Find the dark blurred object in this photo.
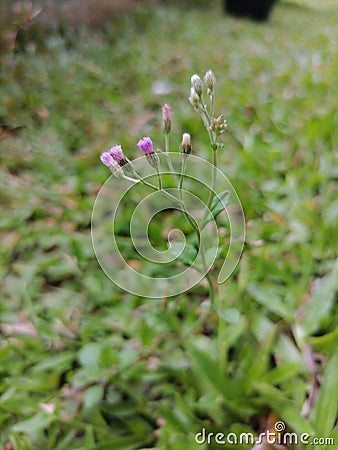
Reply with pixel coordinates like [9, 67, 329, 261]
[0, 0, 141, 55]
[0, 1, 43, 54]
[224, 0, 277, 21]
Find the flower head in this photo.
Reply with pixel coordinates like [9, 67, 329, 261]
[137, 136, 159, 168]
[189, 87, 201, 111]
[180, 133, 192, 155]
[161, 104, 172, 134]
[162, 104, 172, 123]
[109, 145, 127, 165]
[190, 74, 203, 96]
[137, 137, 155, 155]
[100, 151, 124, 177]
[100, 152, 118, 170]
[204, 70, 216, 95]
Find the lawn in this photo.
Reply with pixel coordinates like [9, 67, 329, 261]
[0, 1, 337, 449]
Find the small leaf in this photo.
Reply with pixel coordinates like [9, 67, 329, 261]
[310, 350, 338, 437]
[83, 385, 104, 410]
[210, 190, 230, 219]
[12, 411, 54, 434]
[247, 283, 292, 320]
[300, 262, 338, 336]
[170, 242, 197, 267]
[261, 363, 303, 385]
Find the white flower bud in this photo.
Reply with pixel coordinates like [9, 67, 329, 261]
[204, 70, 216, 94]
[190, 74, 203, 96]
[180, 133, 192, 154]
[189, 87, 200, 111]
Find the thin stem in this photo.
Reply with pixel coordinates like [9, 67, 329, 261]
[131, 168, 180, 205]
[210, 92, 215, 119]
[179, 155, 215, 305]
[165, 132, 180, 186]
[205, 272, 215, 304]
[179, 156, 199, 233]
[202, 147, 218, 225]
[164, 133, 169, 153]
[198, 103, 219, 223]
[179, 156, 186, 192]
[156, 165, 162, 190]
[122, 175, 140, 183]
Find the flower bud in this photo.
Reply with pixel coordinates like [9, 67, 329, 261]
[190, 74, 203, 96]
[101, 152, 116, 169]
[204, 70, 216, 95]
[161, 104, 172, 134]
[100, 152, 124, 177]
[137, 136, 159, 168]
[189, 87, 200, 111]
[209, 114, 228, 136]
[180, 133, 192, 155]
[109, 145, 128, 166]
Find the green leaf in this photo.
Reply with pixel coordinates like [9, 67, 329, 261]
[85, 425, 96, 448]
[78, 343, 102, 367]
[308, 329, 338, 353]
[251, 381, 288, 404]
[170, 242, 198, 267]
[83, 385, 104, 410]
[185, 343, 254, 417]
[247, 283, 292, 320]
[310, 350, 338, 437]
[210, 190, 230, 219]
[32, 352, 74, 372]
[261, 363, 303, 385]
[300, 262, 338, 336]
[278, 404, 315, 435]
[12, 411, 54, 435]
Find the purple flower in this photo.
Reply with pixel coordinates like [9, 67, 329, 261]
[161, 104, 172, 134]
[100, 152, 118, 170]
[162, 104, 172, 122]
[109, 145, 127, 165]
[137, 137, 155, 156]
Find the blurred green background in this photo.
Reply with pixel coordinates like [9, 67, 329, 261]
[0, 1, 337, 449]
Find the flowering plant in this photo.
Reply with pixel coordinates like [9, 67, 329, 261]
[96, 70, 245, 331]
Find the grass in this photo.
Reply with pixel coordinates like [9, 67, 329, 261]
[0, 1, 337, 449]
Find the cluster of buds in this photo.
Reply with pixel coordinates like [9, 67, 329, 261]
[209, 114, 228, 136]
[100, 104, 173, 176]
[100, 136, 162, 176]
[100, 68, 225, 178]
[100, 145, 128, 177]
[189, 70, 216, 111]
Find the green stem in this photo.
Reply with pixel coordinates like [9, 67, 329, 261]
[198, 103, 218, 225]
[156, 166, 162, 190]
[217, 312, 226, 374]
[164, 133, 169, 153]
[165, 132, 180, 186]
[131, 168, 179, 205]
[179, 156, 198, 233]
[179, 156, 215, 305]
[202, 146, 218, 226]
[210, 92, 215, 119]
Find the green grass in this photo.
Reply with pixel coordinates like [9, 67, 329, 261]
[0, 1, 337, 449]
